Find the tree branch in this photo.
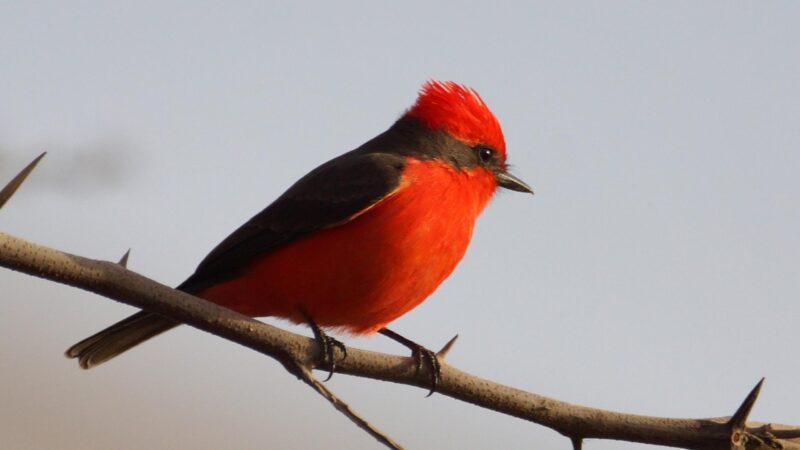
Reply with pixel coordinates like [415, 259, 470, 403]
[3, 154, 799, 449]
[2, 232, 800, 449]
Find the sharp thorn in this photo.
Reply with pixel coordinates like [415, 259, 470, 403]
[0, 152, 46, 210]
[436, 334, 459, 359]
[571, 437, 583, 450]
[729, 377, 765, 429]
[117, 249, 131, 267]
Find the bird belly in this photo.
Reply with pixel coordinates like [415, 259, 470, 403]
[198, 158, 496, 334]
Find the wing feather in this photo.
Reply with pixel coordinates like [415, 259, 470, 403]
[178, 151, 406, 293]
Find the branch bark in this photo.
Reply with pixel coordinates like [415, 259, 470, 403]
[2, 231, 799, 449]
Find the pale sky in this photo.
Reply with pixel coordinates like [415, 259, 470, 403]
[1, 2, 799, 449]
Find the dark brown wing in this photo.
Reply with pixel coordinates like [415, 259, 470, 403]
[178, 150, 407, 294]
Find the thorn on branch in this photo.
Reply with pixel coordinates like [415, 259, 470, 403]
[728, 378, 765, 449]
[117, 249, 131, 267]
[570, 436, 583, 450]
[437, 334, 459, 360]
[730, 378, 765, 429]
[0, 152, 46, 210]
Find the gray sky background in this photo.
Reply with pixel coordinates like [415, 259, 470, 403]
[1, 2, 798, 449]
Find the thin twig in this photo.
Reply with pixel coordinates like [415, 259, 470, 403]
[297, 365, 404, 450]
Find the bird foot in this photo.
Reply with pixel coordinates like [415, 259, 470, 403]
[379, 328, 441, 396]
[305, 315, 347, 381]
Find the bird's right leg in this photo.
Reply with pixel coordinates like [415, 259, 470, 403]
[379, 328, 441, 396]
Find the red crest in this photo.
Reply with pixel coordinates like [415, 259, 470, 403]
[405, 81, 506, 156]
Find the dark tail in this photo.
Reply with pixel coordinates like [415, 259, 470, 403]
[65, 311, 179, 369]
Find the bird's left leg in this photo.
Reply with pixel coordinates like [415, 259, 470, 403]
[303, 313, 347, 381]
[379, 328, 441, 396]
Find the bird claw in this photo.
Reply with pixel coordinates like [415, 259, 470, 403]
[305, 314, 347, 381]
[379, 328, 441, 396]
[320, 334, 347, 381]
[411, 345, 440, 397]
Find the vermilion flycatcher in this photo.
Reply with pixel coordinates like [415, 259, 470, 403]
[67, 81, 532, 389]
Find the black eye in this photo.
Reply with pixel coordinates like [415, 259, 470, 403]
[476, 146, 495, 164]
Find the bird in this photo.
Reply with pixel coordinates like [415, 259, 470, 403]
[66, 80, 532, 392]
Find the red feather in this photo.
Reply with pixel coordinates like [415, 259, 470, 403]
[405, 81, 506, 158]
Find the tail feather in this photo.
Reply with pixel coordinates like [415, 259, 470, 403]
[66, 311, 179, 369]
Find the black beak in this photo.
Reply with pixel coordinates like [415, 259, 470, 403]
[496, 171, 534, 194]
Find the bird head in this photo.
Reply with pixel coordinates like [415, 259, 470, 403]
[404, 81, 532, 194]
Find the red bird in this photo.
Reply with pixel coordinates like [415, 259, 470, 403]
[67, 81, 532, 390]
